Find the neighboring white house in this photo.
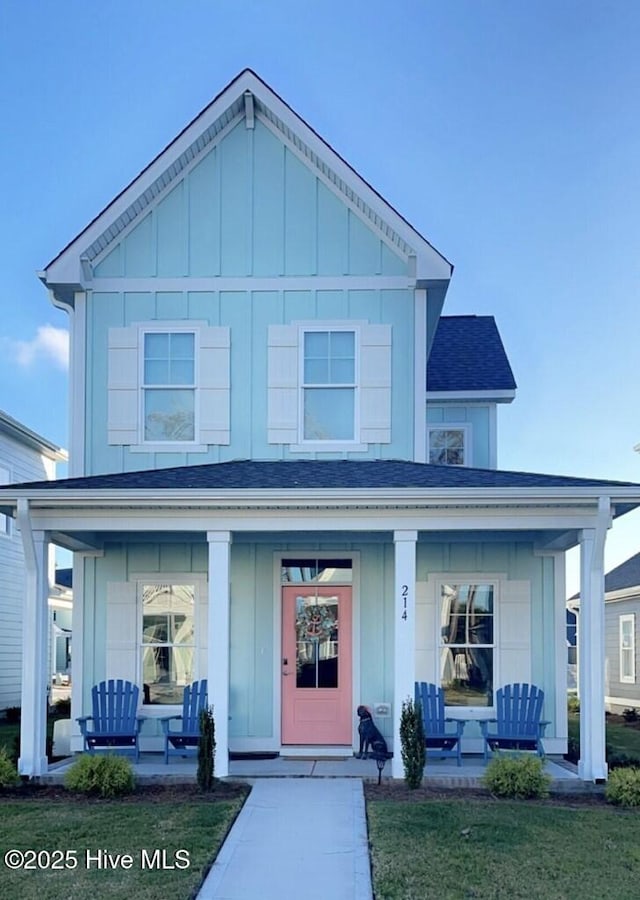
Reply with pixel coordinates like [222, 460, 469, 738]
[0, 411, 66, 712]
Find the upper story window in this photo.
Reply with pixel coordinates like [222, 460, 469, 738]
[302, 330, 356, 441]
[142, 331, 196, 442]
[620, 614, 636, 684]
[108, 322, 230, 451]
[267, 321, 391, 451]
[440, 582, 494, 708]
[427, 426, 469, 466]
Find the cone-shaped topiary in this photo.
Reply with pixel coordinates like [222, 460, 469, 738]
[197, 706, 216, 791]
[400, 696, 426, 788]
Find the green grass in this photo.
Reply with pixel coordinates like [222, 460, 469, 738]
[568, 712, 640, 758]
[0, 793, 245, 899]
[367, 798, 640, 900]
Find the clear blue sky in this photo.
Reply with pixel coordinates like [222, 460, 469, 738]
[1, 0, 638, 592]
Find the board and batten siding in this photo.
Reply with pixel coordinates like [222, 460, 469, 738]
[426, 404, 493, 468]
[89, 288, 415, 473]
[92, 119, 408, 281]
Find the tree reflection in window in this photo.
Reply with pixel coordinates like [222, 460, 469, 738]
[440, 583, 494, 707]
[141, 583, 195, 705]
[294, 595, 339, 689]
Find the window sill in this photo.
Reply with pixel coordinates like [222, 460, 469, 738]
[290, 442, 368, 453]
[129, 444, 208, 454]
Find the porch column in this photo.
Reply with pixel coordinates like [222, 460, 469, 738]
[207, 531, 232, 778]
[578, 498, 610, 781]
[17, 500, 50, 776]
[392, 530, 417, 778]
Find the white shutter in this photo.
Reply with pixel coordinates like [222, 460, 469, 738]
[498, 580, 531, 687]
[267, 325, 299, 444]
[415, 579, 438, 684]
[360, 324, 391, 443]
[106, 581, 138, 683]
[107, 326, 139, 445]
[200, 326, 230, 445]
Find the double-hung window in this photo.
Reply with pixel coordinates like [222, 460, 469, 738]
[428, 427, 468, 465]
[302, 330, 356, 442]
[142, 331, 196, 442]
[620, 614, 636, 684]
[141, 583, 196, 705]
[439, 582, 494, 707]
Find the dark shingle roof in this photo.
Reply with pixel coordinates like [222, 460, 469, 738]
[427, 316, 517, 392]
[604, 552, 640, 594]
[55, 568, 72, 589]
[6, 459, 638, 492]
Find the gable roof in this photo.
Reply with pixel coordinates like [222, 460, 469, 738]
[426, 316, 516, 396]
[604, 552, 640, 594]
[0, 409, 67, 461]
[41, 69, 453, 305]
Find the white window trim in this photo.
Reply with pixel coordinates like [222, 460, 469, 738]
[437, 577, 498, 714]
[427, 423, 472, 467]
[136, 576, 202, 714]
[620, 613, 636, 684]
[138, 324, 200, 448]
[297, 324, 362, 447]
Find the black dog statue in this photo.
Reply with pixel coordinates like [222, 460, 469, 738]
[356, 705, 389, 759]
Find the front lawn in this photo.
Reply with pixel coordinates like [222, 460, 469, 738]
[568, 712, 640, 759]
[367, 795, 640, 900]
[0, 785, 246, 899]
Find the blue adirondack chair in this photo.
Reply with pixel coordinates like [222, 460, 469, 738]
[480, 682, 549, 760]
[77, 679, 144, 761]
[160, 679, 208, 763]
[415, 682, 467, 766]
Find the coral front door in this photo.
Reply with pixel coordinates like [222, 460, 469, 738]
[281, 585, 352, 745]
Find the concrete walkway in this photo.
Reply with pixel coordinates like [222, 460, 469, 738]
[196, 778, 373, 900]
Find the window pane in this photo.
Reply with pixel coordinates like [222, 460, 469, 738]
[145, 332, 169, 358]
[440, 647, 493, 706]
[330, 331, 354, 357]
[331, 358, 355, 384]
[144, 389, 195, 441]
[304, 331, 329, 358]
[170, 332, 194, 358]
[429, 429, 465, 466]
[304, 358, 329, 384]
[141, 584, 195, 705]
[144, 359, 169, 384]
[440, 584, 494, 707]
[304, 388, 354, 440]
[281, 559, 352, 583]
[295, 597, 339, 689]
[169, 359, 195, 385]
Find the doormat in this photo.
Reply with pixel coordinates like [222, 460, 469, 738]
[229, 752, 280, 760]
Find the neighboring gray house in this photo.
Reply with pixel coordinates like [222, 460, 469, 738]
[0, 411, 66, 712]
[569, 552, 640, 714]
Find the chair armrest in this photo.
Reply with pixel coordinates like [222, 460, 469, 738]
[76, 716, 92, 724]
[160, 715, 182, 734]
[479, 719, 497, 736]
[445, 717, 467, 735]
[539, 720, 551, 736]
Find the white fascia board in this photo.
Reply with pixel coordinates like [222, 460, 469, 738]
[426, 390, 516, 403]
[604, 588, 640, 604]
[2, 484, 640, 506]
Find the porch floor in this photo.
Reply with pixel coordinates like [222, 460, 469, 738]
[42, 752, 593, 792]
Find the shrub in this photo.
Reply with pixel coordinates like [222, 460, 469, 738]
[606, 767, 640, 807]
[622, 707, 639, 723]
[483, 753, 551, 799]
[565, 735, 580, 764]
[608, 752, 640, 770]
[65, 754, 135, 798]
[0, 747, 20, 788]
[53, 698, 71, 717]
[4, 706, 21, 724]
[567, 695, 580, 714]
[197, 706, 216, 791]
[399, 697, 425, 789]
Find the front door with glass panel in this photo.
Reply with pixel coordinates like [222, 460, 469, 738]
[281, 585, 352, 744]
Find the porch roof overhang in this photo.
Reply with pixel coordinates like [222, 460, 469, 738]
[1, 460, 639, 554]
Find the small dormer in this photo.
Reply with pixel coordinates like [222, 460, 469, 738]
[426, 315, 516, 469]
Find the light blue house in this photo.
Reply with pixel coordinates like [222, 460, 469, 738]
[3, 70, 640, 780]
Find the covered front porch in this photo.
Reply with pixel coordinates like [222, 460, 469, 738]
[3, 459, 640, 784]
[41, 750, 587, 792]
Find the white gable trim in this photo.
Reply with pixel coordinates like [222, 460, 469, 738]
[43, 70, 452, 294]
